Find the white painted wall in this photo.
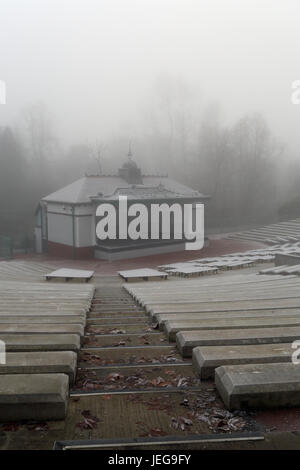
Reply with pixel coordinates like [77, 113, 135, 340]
[47, 212, 73, 245]
[76, 216, 93, 247]
[46, 202, 94, 247]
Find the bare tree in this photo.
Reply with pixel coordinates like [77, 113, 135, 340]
[22, 102, 57, 185]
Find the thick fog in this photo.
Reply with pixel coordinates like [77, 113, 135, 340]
[1, 0, 300, 240]
[1, 0, 299, 148]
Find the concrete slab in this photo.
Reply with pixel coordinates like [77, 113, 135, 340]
[45, 268, 94, 282]
[118, 268, 168, 282]
[0, 334, 81, 352]
[215, 363, 300, 410]
[168, 266, 219, 277]
[0, 351, 77, 384]
[0, 324, 84, 336]
[192, 343, 293, 379]
[0, 308, 87, 314]
[0, 315, 86, 325]
[0, 373, 69, 421]
[155, 309, 300, 326]
[165, 316, 300, 341]
[143, 289, 300, 304]
[176, 326, 300, 357]
[148, 298, 300, 316]
[0, 303, 90, 310]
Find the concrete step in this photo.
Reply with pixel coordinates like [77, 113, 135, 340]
[176, 326, 300, 357]
[90, 310, 145, 316]
[144, 290, 300, 306]
[0, 315, 86, 325]
[148, 298, 300, 317]
[85, 324, 153, 334]
[155, 309, 300, 327]
[0, 373, 69, 421]
[0, 308, 87, 314]
[88, 311, 145, 317]
[215, 363, 300, 410]
[0, 324, 84, 336]
[86, 318, 148, 326]
[87, 313, 147, 321]
[192, 343, 293, 379]
[165, 316, 300, 341]
[0, 351, 77, 383]
[0, 334, 81, 352]
[84, 333, 167, 348]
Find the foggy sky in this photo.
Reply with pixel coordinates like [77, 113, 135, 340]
[1, 0, 300, 156]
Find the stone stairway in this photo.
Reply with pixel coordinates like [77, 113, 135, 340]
[49, 278, 258, 449]
[73, 280, 198, 393]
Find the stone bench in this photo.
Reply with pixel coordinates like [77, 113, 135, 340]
[0, 351, 77, 384]
[0, 334, 81, 352]
[165, 316, 300, 341]
[0, 315, 86, 325]
[0, 308, 87, 314]
[0, 324, 84, 336]
[155, 309, 300, 327]
[215, 363, 300, 410]
[176, 326, 300, 357]
[45, 268, 94, 282]
[0, 373, 69, 421]
[119, 268, 168, 282]
[192, 343, 292, 379]
[147, 298, 300, 316]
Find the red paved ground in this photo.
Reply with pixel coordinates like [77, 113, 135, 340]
[256, 408, 300, 432]
[16, 238, 266, 275]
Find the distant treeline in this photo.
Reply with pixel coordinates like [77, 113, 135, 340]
[0, 92, 299, 240]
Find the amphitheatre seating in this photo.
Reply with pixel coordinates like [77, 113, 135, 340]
[0, 261, 95, 421]
[157, 245, 300, 280]
[176, 327, 300, 357]
[215, 363, 300, 410]
[260, 264, 300, 275]
[124, 263, 300, 410]
[125, 270, 300, 326]
[160, 261, 222, 273]
[165, 316, 300, 341]
[192, 344, 292, 379]
[0, 333, 81, 352]
[0, 324, 84, 336]
[118, 268, 168, 281]
[158, 262, 195, 272]
[152, 243, 300, 283]
[155, 308, 300, 328]
[0, 315, 86, 325]
[226, 218, 300, 244]
[0, 351, 77, 384]
[0, 373, 69, 421]
[158, 254, 270, 277]
[161, 264, 218, 277]
[45, 268, 94, 282]
[0, 260, 56, 281]
[148, 298, 300, 317]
